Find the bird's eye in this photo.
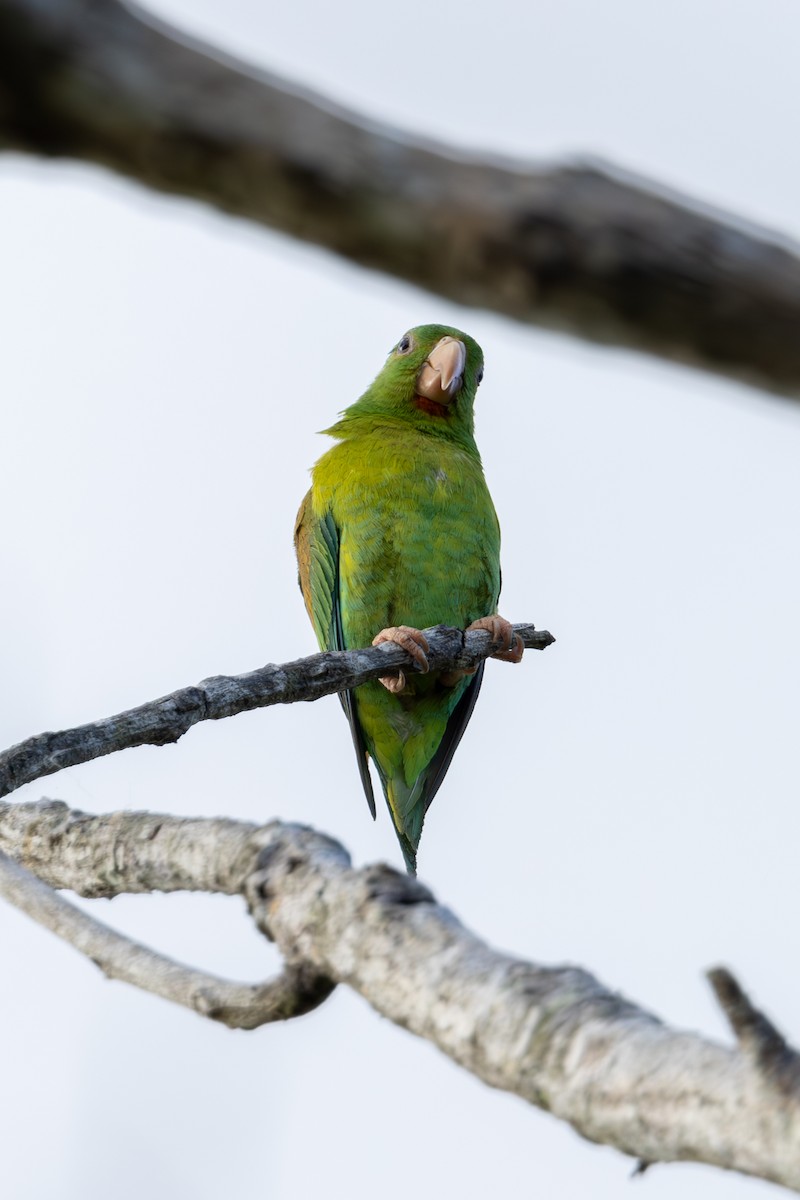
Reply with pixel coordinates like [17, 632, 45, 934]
[476, 367, 484, 385]
[397, 335, 412, 354]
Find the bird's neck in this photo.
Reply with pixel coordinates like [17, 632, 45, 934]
[323, 411, 480, 459]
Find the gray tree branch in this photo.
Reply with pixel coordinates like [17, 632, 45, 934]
[3, 0, 800, 397]
[1, 798, 798, 1191]
[709, 967, 800, 1096]
[0, 621, 553, 799]
[0, 847, 333, 1027]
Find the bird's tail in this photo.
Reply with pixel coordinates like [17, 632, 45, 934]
[368, 759, 424, 875]
[384, 775, 427, 877]
[368, 668, 486, 876]
[397, 830, 419, 876]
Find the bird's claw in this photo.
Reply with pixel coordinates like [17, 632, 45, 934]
[442, 615, 523, 685]
[381, 669, 407, 694]
[373, 625, 430, 692]
[468, 615, 524, 663]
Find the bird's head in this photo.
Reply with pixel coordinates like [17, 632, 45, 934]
[332, 324, 485, 449]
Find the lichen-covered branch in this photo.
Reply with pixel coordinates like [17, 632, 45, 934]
[0, 621, 552, 798]
[3, 0, 800, 398]
[1, 798, 798, 1191]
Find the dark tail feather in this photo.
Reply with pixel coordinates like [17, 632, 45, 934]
[418, 666, 484, 814]
[398, 833, 418, 876]
[338, 689, 376, 818]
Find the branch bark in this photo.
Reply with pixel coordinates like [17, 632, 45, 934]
[0, 621, 553, 798]
[0, 848, 333, 1027]
[3, 0, 800, 398]
[0, 623, 798, 1189]
[1, 798, 798, 1191]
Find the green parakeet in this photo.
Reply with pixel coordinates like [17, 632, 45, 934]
[294, 324, 522, 874]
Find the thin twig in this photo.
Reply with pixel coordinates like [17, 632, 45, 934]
[0, 622, 553, 799]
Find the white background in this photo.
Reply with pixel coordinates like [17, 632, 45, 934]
[2, 1, 799, 1196]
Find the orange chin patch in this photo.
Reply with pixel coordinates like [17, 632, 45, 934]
[413, 394, 450, 417]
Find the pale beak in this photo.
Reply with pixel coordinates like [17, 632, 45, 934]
[415, 337, 466, 405]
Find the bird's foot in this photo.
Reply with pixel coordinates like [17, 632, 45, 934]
[372, 626, 430, 693]
[441, 615, 524, 685]
[471, 614, 525, 663]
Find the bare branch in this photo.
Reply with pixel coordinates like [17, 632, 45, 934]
[2, 799, 799, 1191]
[0, 849, 334, 1027]
[708, 967, 800, 1095]
[2, 0, 800, 398]
[0, 622, 553, 799]
[0, 799, 262, 896]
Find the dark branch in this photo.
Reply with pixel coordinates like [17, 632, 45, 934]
[0, 622, 553, 799]
[2, 0, 800, 397]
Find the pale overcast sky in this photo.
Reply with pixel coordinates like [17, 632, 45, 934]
[2, 2, 799, 1197]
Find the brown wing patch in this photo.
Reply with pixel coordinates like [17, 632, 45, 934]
[293, 489, 314, 622]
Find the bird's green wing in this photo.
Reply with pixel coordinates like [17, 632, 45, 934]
[294, 490, 376, 817]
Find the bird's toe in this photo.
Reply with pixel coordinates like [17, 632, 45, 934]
[466, 615, 524, 664]
[373, 626, 431, 692]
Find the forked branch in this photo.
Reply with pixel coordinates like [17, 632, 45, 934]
[0, 799, 798, 1191]
[0, 847, 333, 1028]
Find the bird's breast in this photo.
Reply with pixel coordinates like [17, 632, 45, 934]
[314, 436, 500, 648]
